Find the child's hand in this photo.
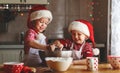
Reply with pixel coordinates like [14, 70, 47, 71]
[53, 40, 63, 50]
[49, 44, 56, 51]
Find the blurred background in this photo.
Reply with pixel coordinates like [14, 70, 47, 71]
[0, 0, 111, 63]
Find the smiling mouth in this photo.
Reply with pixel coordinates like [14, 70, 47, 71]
[39, 27, 45, 30]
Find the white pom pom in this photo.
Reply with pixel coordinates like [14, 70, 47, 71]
[93, 48, 100, 55]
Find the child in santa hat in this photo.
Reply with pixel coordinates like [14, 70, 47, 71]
[23, 5, 53, 67]
[53, 19, 98, 65]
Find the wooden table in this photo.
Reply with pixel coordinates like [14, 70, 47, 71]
[1, 63, 120, 73]
[35, 63, 120, 73]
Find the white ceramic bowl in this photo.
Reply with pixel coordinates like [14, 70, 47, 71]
[60, 51, 72, 58]
[3, 62, 24, 73]
[108, 55, 120, 69]
[45, 57, 73, 71]
[47, 50, 72, 58]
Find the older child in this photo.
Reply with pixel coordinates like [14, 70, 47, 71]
[53, 19, 96, 65]
[23, 5, 53, 67]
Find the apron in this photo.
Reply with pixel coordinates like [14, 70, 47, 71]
[24, 33, 46, 67]
[71, 42, 85, 60]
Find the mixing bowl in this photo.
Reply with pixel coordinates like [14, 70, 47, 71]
[60, 51, 72, 58]
[46, 50, 72, 58]
[3, 62, 24, 73]
[108, 55, 120, 69]
[45, 57, 73, 71]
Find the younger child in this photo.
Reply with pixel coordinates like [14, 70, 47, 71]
[53, 19, 96, 65]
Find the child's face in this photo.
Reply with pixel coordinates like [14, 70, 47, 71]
[34, 17, 49, 33]
[71, 30, 87, 44]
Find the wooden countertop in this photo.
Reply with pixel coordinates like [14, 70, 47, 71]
[35, 63, 119, 73]
[0, 63, 119, 73]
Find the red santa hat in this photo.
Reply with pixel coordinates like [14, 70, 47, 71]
[27, 5, 53, 28]
[68, 19, 95, 47]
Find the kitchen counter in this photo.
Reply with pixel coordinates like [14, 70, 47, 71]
[95, 43, 105, 48]
[0, 42, 24, 49]
[0, 43, 105, 49]
[32, 63, 119, 73]
[0, 63, 117, 73]
[0, 45, 24, 49]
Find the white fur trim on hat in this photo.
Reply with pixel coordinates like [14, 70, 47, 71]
[30, 10, 52, 23]
[68, 21, 90, 37]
